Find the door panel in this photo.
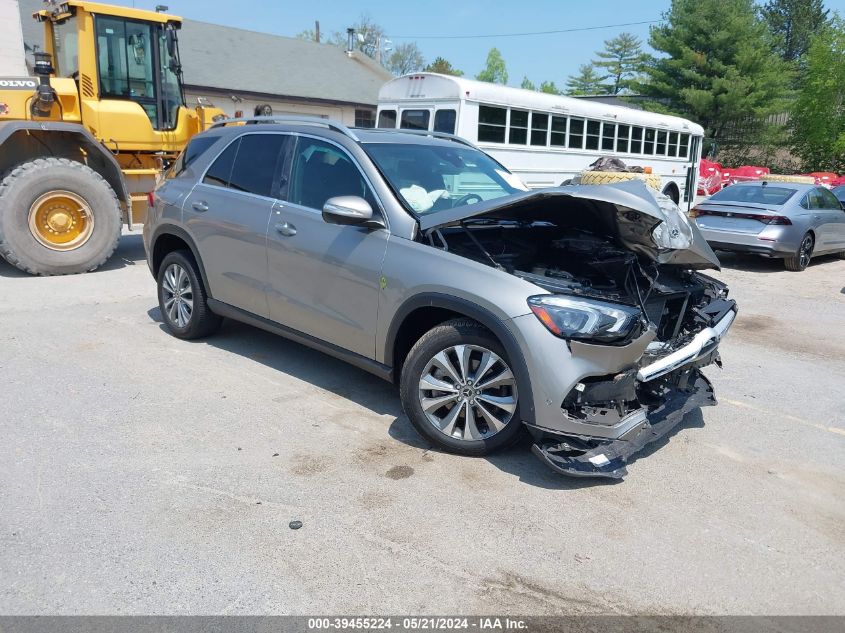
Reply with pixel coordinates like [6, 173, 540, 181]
[266, 136, 388, 358]
[815, 188, 845, 252]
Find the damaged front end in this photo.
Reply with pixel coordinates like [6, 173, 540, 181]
[419, 180, 737, 479]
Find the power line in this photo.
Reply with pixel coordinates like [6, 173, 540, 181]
[390, 19, 661, 40]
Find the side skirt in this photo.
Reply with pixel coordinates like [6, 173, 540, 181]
[207, 299, 394, 383]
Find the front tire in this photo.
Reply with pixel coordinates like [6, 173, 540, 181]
[157, 250, 221, 339]
[399, 319, 523, 456]
[0, 158, 121, 275]
[784, 233, 814, 271]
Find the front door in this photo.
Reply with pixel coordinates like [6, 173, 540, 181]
[183, 133, 289, 317]
[266, 135, 389, 359]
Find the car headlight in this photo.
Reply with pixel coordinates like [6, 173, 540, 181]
[527, 295, 642, 343]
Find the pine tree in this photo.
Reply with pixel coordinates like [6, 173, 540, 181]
[594, 32, 648, 94]
[424, 57, 464, 76]
[566, 64, 605, 95]
[520, 76, 536, 90]
[476, 48, 508, 85]
[539, 81, 561, 95]
[762, 0, 830, 63]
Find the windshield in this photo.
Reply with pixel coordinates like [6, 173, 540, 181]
[364, 143, 527, 215]
[708, 185, 797, 206]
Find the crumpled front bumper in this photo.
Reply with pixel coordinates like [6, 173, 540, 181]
[532, 371, 716, 479]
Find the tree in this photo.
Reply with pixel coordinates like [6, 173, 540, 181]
[385, 42, 425, 76]
[762, 0, 830, 64]
[476, 48, 508, 84]
[789, 17, 845, 172]
[330, 14, 387, 59]
[594, 32, 648, 94]
[539, 81, 561, 95]
[424, 57, 464, 76]
[636, 0, 792, 141]
[566, 64, 605, 95]
[520, 76, 536, 90]
[296, 29, 319, 42]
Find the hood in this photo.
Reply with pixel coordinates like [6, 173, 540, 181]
[418, 179, 720, 269]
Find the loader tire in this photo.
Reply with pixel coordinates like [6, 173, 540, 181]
[764, 174, 815, 184]
[579, 170, 663, 191]
[0, 158, 122, 276]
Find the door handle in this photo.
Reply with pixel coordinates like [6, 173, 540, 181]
[191, 201, 209, 212]
[275, 222, 297, 236]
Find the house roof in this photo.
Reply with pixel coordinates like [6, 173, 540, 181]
[17, 0, 392, 106]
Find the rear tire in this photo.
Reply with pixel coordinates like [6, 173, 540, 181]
[784, 233, 814, 271]
[399, 318, 524, 456]
[0, 158, 121, 275]
[157, 250, 221, 339]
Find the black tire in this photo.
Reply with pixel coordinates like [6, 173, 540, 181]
[399, 318, 524, 456]
[0, 158, 121, 275]
[157, 250, 221, 339]
[784, 232, 814, 272]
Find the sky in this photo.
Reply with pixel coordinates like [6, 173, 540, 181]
[121, 0, 845, 86]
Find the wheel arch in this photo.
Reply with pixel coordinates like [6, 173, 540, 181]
[0, 121, 129, 208]
[385, 293, 535, 424]
[150, 224, 210, 292]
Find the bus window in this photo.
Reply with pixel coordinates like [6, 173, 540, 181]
[602, 123, 616, 151]
[434, 109, 457, 134]
[585, 120, 600, 150]
[569, 118, 585, 149]
[616, 125, 630, 153]
[656, 130, 668, 155]
[679, 133, 690, 158]
[478, 105, 506, 143]
[644, 128, 655, 154]
[531, 113, 548, 146]
[509, 109, 528, 144]
[378, 110, 397, 128]
[668, 131, 678, 157]
[631, 126, 643, 153]
[550, 116, 567, 146]
[401, 110, 431, 130]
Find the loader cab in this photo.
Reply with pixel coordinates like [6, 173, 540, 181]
[38, 1, 193, 152]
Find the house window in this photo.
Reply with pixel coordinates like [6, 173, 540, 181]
[477, 105, 507, 143]
[355, 109, 375, 128]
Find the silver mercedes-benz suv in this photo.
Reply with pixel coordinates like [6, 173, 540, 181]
[143, 116, 737, 479]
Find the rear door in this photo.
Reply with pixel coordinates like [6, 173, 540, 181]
[266, 135, 389, 359]
[183, 133, 289, 317]
[813, 187, 845, 253]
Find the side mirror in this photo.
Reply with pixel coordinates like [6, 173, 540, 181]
[322, 196, 379, 227]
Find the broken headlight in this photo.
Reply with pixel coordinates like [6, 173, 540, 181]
[528, 295, 641, 343]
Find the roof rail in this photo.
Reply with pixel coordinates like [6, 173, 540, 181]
[209, 115, 360, 141]
[362, 127, 477, 149]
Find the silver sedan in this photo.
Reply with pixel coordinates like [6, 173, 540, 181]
[692, 181, 845, 271]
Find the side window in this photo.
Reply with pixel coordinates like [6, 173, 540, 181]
[631, 127, 644, 153]
[288, 138, 377, 212]
[668, 131, 679, 157]
[202, 139, 239, 188]
[679, 133, 690, 158]
[799, 193, 811, 210]
[644, 128, 655, 154]
[530, 113, 548, 146]
[550, 116, 567, 147]
[818, 188, 842, 209]
[568, 118, 585, 149]
[602, 123, 616, 151]
[400, 110, 430, 130]
[434, 109, 457, 134]
[377, 110, 397, 129]
[477, 105, 507, 143]
[168, 135, 219, 180]
[585, 120, 600, 150]
[508, 109, 528, 144]
[616, 125, 630, 153]
[656, 130, 668, 155]
[227, 134, 287, 197]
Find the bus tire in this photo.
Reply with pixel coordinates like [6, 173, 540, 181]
[764, 174, 815, 184]
[579, 170, 662, 191]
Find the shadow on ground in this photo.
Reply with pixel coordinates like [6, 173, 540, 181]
[148, 305, 707, 489]
[0, 232, 146, 278]
[716, 250, 842, 273]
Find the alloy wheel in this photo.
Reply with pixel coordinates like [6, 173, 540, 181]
[799, 235, 813, 269]
[162, 263, 194, 328]
[417, 344, 517, 442]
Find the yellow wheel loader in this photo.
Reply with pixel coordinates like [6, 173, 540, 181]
[0, 1, 224, 275]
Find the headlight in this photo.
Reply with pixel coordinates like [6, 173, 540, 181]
[527, 295, 642, 343]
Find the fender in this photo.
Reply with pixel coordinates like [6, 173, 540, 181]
[0, 120, 129, 206]
[385, 292, 535, 424]
[149, 223, 211, 292]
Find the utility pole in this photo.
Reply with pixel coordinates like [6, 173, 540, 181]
[375, 35, 381, 65]
[315, 20, 320, 43]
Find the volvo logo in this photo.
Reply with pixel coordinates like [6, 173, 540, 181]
[0, 78, 38, 89]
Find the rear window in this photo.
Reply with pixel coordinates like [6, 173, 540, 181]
[708, 185, 797, 206]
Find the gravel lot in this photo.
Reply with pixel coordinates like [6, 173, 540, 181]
[1, 231, 843, 615]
